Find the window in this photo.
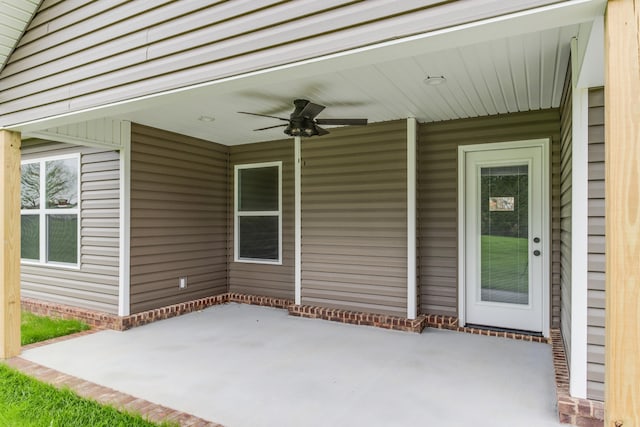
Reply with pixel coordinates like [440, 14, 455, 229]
[234, 162, 282, 264]
[21, 155, 80, 267]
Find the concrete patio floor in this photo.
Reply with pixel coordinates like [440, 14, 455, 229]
[21, 303, 562, 427]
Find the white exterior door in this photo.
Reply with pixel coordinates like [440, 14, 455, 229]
[460, 140, 549, 334]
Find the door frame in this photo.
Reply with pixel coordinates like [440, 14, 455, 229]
[457, 138, 551, 337]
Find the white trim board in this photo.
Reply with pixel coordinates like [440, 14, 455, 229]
[294, 136, 302, 305]
[118, 121, 131, 317]
[233, 161, 283, 265]
[406, 118, 417, 320]
[569, 38, 590, 398]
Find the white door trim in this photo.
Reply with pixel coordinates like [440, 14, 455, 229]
[458, 138, 551, 337]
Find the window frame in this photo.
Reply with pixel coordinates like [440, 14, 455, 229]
[234, 161, 282, 265]
[20, 153, 81, 269]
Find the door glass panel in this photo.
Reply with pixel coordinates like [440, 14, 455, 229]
[480, 165, 529, 304]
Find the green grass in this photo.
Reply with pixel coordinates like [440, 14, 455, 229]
[21, 311, 90, 346]
[481, 234, 528, 292]
[0, 364, 176, 427]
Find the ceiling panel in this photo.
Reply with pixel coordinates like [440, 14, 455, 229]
[0, 0, 39, 70]
[120, 24, 579, 146]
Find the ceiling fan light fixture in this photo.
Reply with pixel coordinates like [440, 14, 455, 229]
[424, 75, 447, 86]
[285, 126, 302, 137]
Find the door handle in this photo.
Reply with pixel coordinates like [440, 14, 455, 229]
[533, 237, 540, 243]
[533, 250, 541, 256]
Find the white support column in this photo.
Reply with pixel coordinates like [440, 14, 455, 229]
[118, 121, 131, 316]
[294, 136, 302, 305]
[569, 80, 589, 398]
[407, 118, 417, 320]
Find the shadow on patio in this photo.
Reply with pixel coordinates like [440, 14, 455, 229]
[17, 303, 561, 427]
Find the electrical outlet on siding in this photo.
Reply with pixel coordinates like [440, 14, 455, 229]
[179, 276, 187, 289]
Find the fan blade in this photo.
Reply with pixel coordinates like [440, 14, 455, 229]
[315, 125, 330, 136]
[297, 101, 325, 119]
[238, 111, 289, 121]
[253, 124, 288, 131]
[315, 118, 368, 126]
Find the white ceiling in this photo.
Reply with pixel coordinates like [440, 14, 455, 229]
[0, 0, 40, 71]
[119, 23, 579, 146]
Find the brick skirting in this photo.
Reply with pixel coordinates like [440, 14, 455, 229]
[551, 329, 604, 426]
[23, 296, 555, 342]
[22, 295, 230, 331]
[227, 293, 294, 309]
[425, 314, 551, 343]
[288, 304, 427, 332]
[22, 298, 122, 329]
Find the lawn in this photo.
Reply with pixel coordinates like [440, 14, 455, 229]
[481, 234, 529, 293]
[1, 313, 176, 426]
[21, 311, 90, 346]
[0, 364, 176, 427]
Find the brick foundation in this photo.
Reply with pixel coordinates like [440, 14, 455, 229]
[227, 293, 294, 309]
[551, 329, 604, 426]
[288, 304, 427, 332]
[22, 298, 122, 329]
[22, 296, 555, 342]
[425, 314, 551, 343]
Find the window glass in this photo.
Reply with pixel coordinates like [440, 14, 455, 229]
[239, 216, 279, 260]
[235, 163, 281, 263]
[21, 163, 40, 209]
[20, 156, 79, 266]
[238, 166, 279, 211]
[47, 215, 78, 264]
[21, 215, 39, 260]
[46, 158, 78, 209]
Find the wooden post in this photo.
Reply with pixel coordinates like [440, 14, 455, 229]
[0, 130, 21, 359]
[604, 1, 640, 425]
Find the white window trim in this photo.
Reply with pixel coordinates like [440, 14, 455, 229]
[234, 161, 283, 265]
[20, 153, 81, 269]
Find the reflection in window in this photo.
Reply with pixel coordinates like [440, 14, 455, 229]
[46, 159, 78, 209]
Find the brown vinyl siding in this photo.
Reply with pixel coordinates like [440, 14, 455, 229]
[20, 140, 120, 314]
[559, 65, 572, 364]
[301, 121, 407, 316]
[586, 87, 605, 401]
[228, 140, 294, 300]
[129, 124, 228, 314]
[418, 109, 562, 326]
[1, 0, 561, 126]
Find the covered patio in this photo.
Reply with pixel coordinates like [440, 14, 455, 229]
[18, 303, 561, 427]
[3, 1, 639, 425]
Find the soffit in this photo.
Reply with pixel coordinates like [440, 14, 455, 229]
[121, 24, 579, 146]
[0, 0, 39, 72]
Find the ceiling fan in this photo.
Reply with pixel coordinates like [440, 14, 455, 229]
[239, 99, 368, 137]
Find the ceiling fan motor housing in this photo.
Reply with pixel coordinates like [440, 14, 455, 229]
[239, 98, 367, 137]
